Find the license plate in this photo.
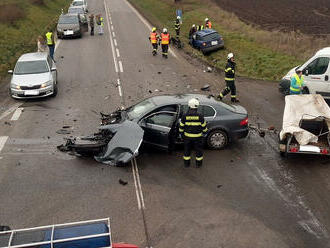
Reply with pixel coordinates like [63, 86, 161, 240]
[24, 90, 39, 96]
[211, 41, 218, 45]
[64, 30, 74, 35]
[299, 145, 320, 153]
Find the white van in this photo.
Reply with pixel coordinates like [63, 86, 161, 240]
[279, 47, 330, 98]
[71, 0, 88, 13]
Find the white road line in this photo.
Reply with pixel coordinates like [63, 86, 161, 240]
[118, 61, 123, 72]
[114, 39, 117, 46]
[55, 39, 61, 51]
[112, 32, 116, 38]
[0, 136, 9, 153]
[0, 103, 22, 121]
[111, 25, 114, 30]
[124, 0, 177, 58]
[116, 48, 120, 57]
[10, 107, 23, 121]
[134, 160, 145, 209]
[117, 79, 123, 97]
[104, 0, 119, 73]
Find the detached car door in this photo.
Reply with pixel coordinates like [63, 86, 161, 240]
[140, 111, 177, 149]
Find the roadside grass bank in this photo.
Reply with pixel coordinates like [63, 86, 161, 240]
[128, 0, 330, 81]
[0, 0, 71, 79]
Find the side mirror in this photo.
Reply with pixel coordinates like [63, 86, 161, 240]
[304, 69, 309, 76]
[8, 70, 13, 74]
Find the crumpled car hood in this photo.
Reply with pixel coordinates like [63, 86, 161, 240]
[94, 120, 144, 165]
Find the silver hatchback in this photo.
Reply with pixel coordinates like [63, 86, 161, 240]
[9, 52, 58, 99]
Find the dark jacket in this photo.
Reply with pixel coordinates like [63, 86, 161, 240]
[179, 108, 207, 139]
[225, 60, 236, 82]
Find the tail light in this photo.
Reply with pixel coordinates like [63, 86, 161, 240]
[290, 147, 298, 153]
[240, 117, 248, 126]
[202, 42, 206, 46]
[321, 148, 328, 154]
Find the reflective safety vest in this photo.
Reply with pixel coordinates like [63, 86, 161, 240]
[100, 17, 104, 27]
[150, 32, 158, 44]
[206, 21, 212, 29]
[198, 25, 204, 31]
[179, 109, 208, 139]
[161, 33, 170, 45]
[175, 21, 180, 30]
[46, 32, 53, 45]
[290, 73, 304, 94]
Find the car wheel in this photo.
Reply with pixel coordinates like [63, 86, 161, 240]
[52, 83, 58, 97]
[207, 129, 228, 149]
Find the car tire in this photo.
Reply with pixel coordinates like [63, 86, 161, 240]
[207, 129, 228, 149]
[52, 83, 58, 97]
[302, 87, 309, 94]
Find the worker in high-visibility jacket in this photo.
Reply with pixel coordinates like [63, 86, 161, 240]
[160, 28, 170, 58]
[290, 68, 305, 94]
[45, 30, 55, 61]
[149, 27, 159, 56]
[218, 53, 239, 102]
[174, 16, 181, 38]
[179, 98, 208, 168]
[205, 18, 212, 29]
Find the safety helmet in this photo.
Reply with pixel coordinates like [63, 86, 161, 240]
[205, 18, 209, 22]
[177, 16, 181, 19]
[163, 28, 167, 33]
[152, 27, 156, 32]
[192, 24, 196, 27]
[188, 98, 200, 109]
[227, 53, 234, 60]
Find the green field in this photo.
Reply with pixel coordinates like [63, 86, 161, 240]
[128, 0, 306, 81]
[0, 0, 71, 78]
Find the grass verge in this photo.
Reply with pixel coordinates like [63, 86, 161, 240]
[128, 0, 330, 81]
[0, 0, 71, 79]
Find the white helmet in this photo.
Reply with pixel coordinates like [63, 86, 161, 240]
[227, 53, 234, 60]
[188, 98, 199, 109]
[192, 24, 196, 27]
[205, 18, 209, 22]
[177, 16, 181, 19]
[163, 28, 167, 33]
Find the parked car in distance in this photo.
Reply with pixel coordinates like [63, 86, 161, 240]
[57, 14, 83, 39]
[8, 52, 57, 99]
[68, 6, 88, 30]
[71, 0, 88, 13]
[279, 47, 330, 98]
[189, 29, 224, 55]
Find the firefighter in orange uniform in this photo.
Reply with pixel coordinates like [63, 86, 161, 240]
[160, 28, 170, 58]
[149, 27, 159, 56]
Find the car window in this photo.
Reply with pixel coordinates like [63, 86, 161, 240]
[181, 105, 203, 115]
[196, 34, 201, 40]
[127, 99, 156, 119]
[59, 15, 79, 24]
[68, 8, 84, 14]
[14, 61, 49, 75]
[72, 1, 83, 6]
[201, 33, 220, 41]
[203, 106, 215, 117]
[146, 112, 176, 128]
[306, 57, 330, 75]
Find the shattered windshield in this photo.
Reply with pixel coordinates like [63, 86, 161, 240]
[127, 99, 156, 119]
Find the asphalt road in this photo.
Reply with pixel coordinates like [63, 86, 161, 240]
[1, 0, 330, 247]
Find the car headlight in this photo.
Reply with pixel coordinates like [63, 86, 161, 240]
[11, 83, 21, 90]
[41, 81, 52, 88]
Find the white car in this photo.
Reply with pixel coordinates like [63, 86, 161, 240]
[279, 47, 330, 98]
[8, 53, 58, 99]
[71, 0, 88, 13]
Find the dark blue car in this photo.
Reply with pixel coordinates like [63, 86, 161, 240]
[189, 29, 224, 54]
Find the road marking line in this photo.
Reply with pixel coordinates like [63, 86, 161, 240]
[124, 0, 177, 58]
[117, 79, 123, 97]
[116, 48, 120, 57]
[132, 160, 142, 210]
[119, 61, 123, 72]
[112, 31, 116, 37]
[0, 103, 22, 121]
[55, 39, 61, 51]
[114, 39, 117, 46]
[111, 25, 114, 30]
[104, 0, 119, 73]
[0, 136, 9, 153]
[10, 107, 23, 121]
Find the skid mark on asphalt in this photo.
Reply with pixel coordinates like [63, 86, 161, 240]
[246, 131, 329, 240]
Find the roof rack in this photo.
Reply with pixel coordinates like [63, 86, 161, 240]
[0, 218, 112, 248]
